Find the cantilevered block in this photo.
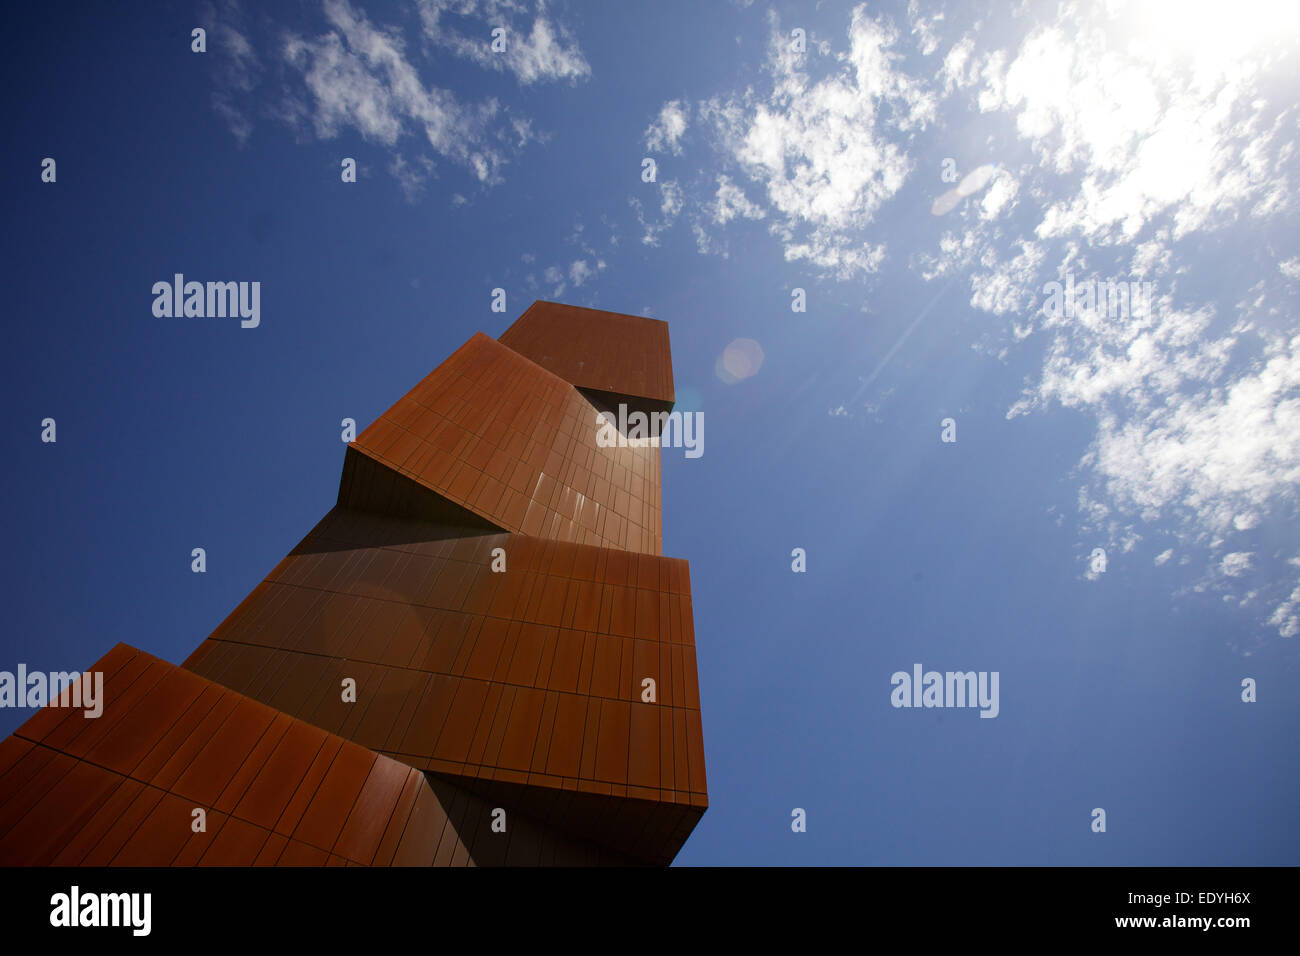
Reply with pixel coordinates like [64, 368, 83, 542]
[499, 301, 675, 412]
[343, 331, 663, 554]
[182, 507, 706, 865]
[0, 644, 628, 865]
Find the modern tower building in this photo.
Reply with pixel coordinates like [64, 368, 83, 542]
[0, 302, 706, 866]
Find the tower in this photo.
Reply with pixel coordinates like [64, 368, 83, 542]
[0, 302, 706, 866]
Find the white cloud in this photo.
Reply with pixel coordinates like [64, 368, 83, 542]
[783, 234, 886, 277]
[660, 179, 683, 218]
[710, 175, 766, 225]
[283, 0, 507, 183]
[910, 2, 1300, 639]
[390, 153, 435, 201]
[998, 233, 1298, 538]
[212, 0, 569, 189]
[973, 23, 1292, 244]
[645, 100, 690, 155]
[689, 5, 937, 278]
[632, 180, 683, 246]
[569, 258, 605, 286]
[692, 223, 720, 257]
[509, 116, 537, 147]
[694, 176, 766, 259]
[968, 239, 1043, 316]
[906, 0, 943, 57]
[979, 172, 1018, 221]
[940, 36, 975, 93]
[203, 2, 262, 143]
[542, 264, 566, 297]
[1268, 579, 1300, 637]
[1222, 552, 1254, 577]
[416, 0, 590, 85]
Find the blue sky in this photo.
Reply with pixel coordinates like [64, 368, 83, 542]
[3, 0, 1298, 865]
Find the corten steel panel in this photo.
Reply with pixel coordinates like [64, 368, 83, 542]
[346, 331, 663, 555]
[0, 645, 626, 866]
[182, 506, 707, 864]
[499, 301, 675, 408]
[0, 302, 704, 866]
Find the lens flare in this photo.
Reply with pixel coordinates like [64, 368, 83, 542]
[715, 338, 765, 384]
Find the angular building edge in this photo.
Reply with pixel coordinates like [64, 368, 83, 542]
[0, 301, 706, 866]
[0, 644, 639, 865]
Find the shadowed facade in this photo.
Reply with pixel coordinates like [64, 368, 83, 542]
[0, 301, 705, 866]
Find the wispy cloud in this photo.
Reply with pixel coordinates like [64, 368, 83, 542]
[202, 1, 262, 144]
[631, 180, 683, 247]
[933, 4, 1300, 638]
[204, 0, 586, 192]
[283, 0, 507, 183]
[645, 100, 689, 155]
[651, 6, 935, 277]
[637, 0, 1300, 640]
[416, 0, 591, 85]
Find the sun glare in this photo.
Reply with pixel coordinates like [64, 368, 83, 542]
[1124, 0, 1300, 67]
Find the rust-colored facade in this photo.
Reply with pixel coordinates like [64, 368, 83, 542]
[0, 301, 706, 866]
